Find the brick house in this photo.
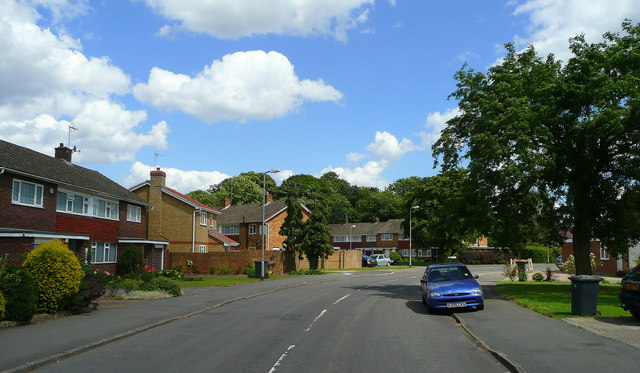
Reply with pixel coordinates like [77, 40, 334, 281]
[562, 236, 627, 276]
[130, 168, 238, 263]
[329, 218, 438, 260]
[0, 139, 161, 272]
[217, 194, 311, 251]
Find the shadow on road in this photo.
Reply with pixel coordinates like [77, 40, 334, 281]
[592, 316, 640, 326]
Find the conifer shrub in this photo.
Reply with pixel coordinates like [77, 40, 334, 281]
[117, 245, 143, 276]
[0, 265, 38, 322]
[22, 240, 84, 313]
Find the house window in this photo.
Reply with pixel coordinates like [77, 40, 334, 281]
[366, 235, 376, 242]
[249, 224, 257, 234]
[381, 233, 393, 241]
[399, 234, 410, 241]
[93, 198, 118, 219]
[12, 179, 43, 207]
[199, 244, 207, 253]
[210, 214, 214, 228]
[91, 242, 117, 263]
[350, 235, 361, 242]
[220, 225, 239, 235]
[200, 211, 207, 226]
[600, 246, 610, 260]
[127, 205, 142, 222]
[334, 236, 347, 242]
[418, 249, 432, 257]
[400, 249, 408, 256]
[57, 191, 89, 214]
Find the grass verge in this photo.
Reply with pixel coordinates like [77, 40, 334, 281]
[177, 275, 288, 287]
[495, 282, 628, 318]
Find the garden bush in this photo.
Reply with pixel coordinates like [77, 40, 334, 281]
[244, 266, 256, 278]
[518, 271, 528, 282]
[0, 265, 38, 322]
[117, 246, 143, 276]
[0, 291, 5, 320]
[220, 267, 232, 275]
[66, 268, 111, 314]
[390, 251, 402, 263]
[22, 239, 84, 313]
[289, 269, 323, 275]
[158, 268, 186, 281]
[209, 266, 216, 275]
[121, 278, 142, 293]
[460, 250, 511, 264]
[138, 277, 181, 297]
[105, 276, 123, 296]
[562, 253, 597, 274]
[532, 272, 544, 282]
[520, 244, 559, 263]
[503, 263, 518, 281]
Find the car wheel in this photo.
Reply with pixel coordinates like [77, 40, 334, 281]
[421, 293, 427, 305]
[476, 304, 484, 311]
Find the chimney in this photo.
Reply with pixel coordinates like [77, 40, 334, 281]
[54, 143, 73, 162]
[224, 198, 232, 208]
[374, 217, 380, 223]
[150, 167, 166, 188]
[265, 193, 273, 204]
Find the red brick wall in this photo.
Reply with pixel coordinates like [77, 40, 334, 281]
[0, 173, 56, 231]
[118, 203, 148, 238]
[562, 241, 619, 275]
[0, 237, 34, 265]
[56, 213, 119, 242]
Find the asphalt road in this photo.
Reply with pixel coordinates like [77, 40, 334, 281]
[37, 267, 506, 373]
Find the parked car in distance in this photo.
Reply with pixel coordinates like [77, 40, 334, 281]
[362, 255, 377, 267]
[556, 255, 564, 270]
[420, 263, 484, 312]
[370, 254, 392, 266]
[620, 264, 640, 320]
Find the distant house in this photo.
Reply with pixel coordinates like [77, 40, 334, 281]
[130, 168, 238, 265]
[217, 195, 311, 251]
[561, 233, 630, 275]
[0, 140, 162, 272]
[328, 218, 437, 260]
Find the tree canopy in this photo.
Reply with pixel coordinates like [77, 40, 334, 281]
[433, 21, 640, 275]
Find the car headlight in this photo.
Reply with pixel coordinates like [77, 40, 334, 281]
[471, 288, 483, 295]
[427, 291, 441, 297]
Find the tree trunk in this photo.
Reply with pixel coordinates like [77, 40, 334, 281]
[308, 256, 319, 270]
[572, 193, 593, 275]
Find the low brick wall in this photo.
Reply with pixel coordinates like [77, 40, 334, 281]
[169, 250, 362, 275]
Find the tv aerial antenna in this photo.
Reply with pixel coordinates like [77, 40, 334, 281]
[154, 152, 166, 168]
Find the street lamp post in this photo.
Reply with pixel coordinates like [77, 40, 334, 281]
[349, 224, 356, 251]
[409, 205, 419, 267]
[262, 169, 280, 280]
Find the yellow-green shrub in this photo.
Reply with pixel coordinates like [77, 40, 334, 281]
[22, 240, 84, 313]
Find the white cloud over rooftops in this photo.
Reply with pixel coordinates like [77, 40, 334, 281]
[133, 50, 343, 123]
[126, 161, 230, 194]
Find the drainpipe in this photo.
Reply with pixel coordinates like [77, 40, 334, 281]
[192, 209, 201, 253]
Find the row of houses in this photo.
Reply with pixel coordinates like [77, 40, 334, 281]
[1, 139, 433, 272]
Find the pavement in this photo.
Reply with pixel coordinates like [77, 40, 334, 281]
[1, 269, 639, 373]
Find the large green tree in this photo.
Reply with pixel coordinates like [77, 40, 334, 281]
[434, 21, 640, 275]
[300, 206, 333, 270]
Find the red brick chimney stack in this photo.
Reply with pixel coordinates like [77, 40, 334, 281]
[54, 143, 73, 162]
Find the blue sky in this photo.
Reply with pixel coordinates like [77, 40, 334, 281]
[1, 0, 638, 193]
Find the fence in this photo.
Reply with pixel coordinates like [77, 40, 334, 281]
[168, 250, 362, 275]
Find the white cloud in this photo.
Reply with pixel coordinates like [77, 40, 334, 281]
[321, 161, 387, 189]
[0, 1, 169, 164]
[133, 50, 343, 123]
[511, 0, 640, 62]
[138, 0, 374, 42]
[367, 131, 420, 165]
[346, 152, 367, 164]
[272, 170, 295, 186]
[418, 107, 460, 148]
[126, 161, 230, 193]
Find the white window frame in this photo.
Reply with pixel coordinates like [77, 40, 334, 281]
[366, 235, 376, 242]
[220, 225, 239, 235]
[600, 246, 610, 260]
[334, 236, 347, 242]
[91, 242, 117, 264]
[127, 204, 142, 222]
[200, 211, 207, 226]
[199, 244, 207, 253]
[350, 235, 361, 242]
[400, 249, 409, 256]
[210, 214, 214, 228]
[12, 179, 44, 208]
[57, 191, 90, 215]
[381, 233, 393, 241]
[92, 197, 119, 220]
[418, 249, 432, 257]
[249, 224, 257, 234]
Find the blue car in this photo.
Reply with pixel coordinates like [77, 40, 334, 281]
[420, 263, 484, 312]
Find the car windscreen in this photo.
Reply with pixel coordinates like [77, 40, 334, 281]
[428, 266, 473, 282]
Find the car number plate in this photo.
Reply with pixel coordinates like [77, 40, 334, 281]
[446, 302, 466, 308]
[625, 283, 640, 290]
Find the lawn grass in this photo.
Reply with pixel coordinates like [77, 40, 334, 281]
[177, 275, 288, 287]
[495, 282, 628, 318]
